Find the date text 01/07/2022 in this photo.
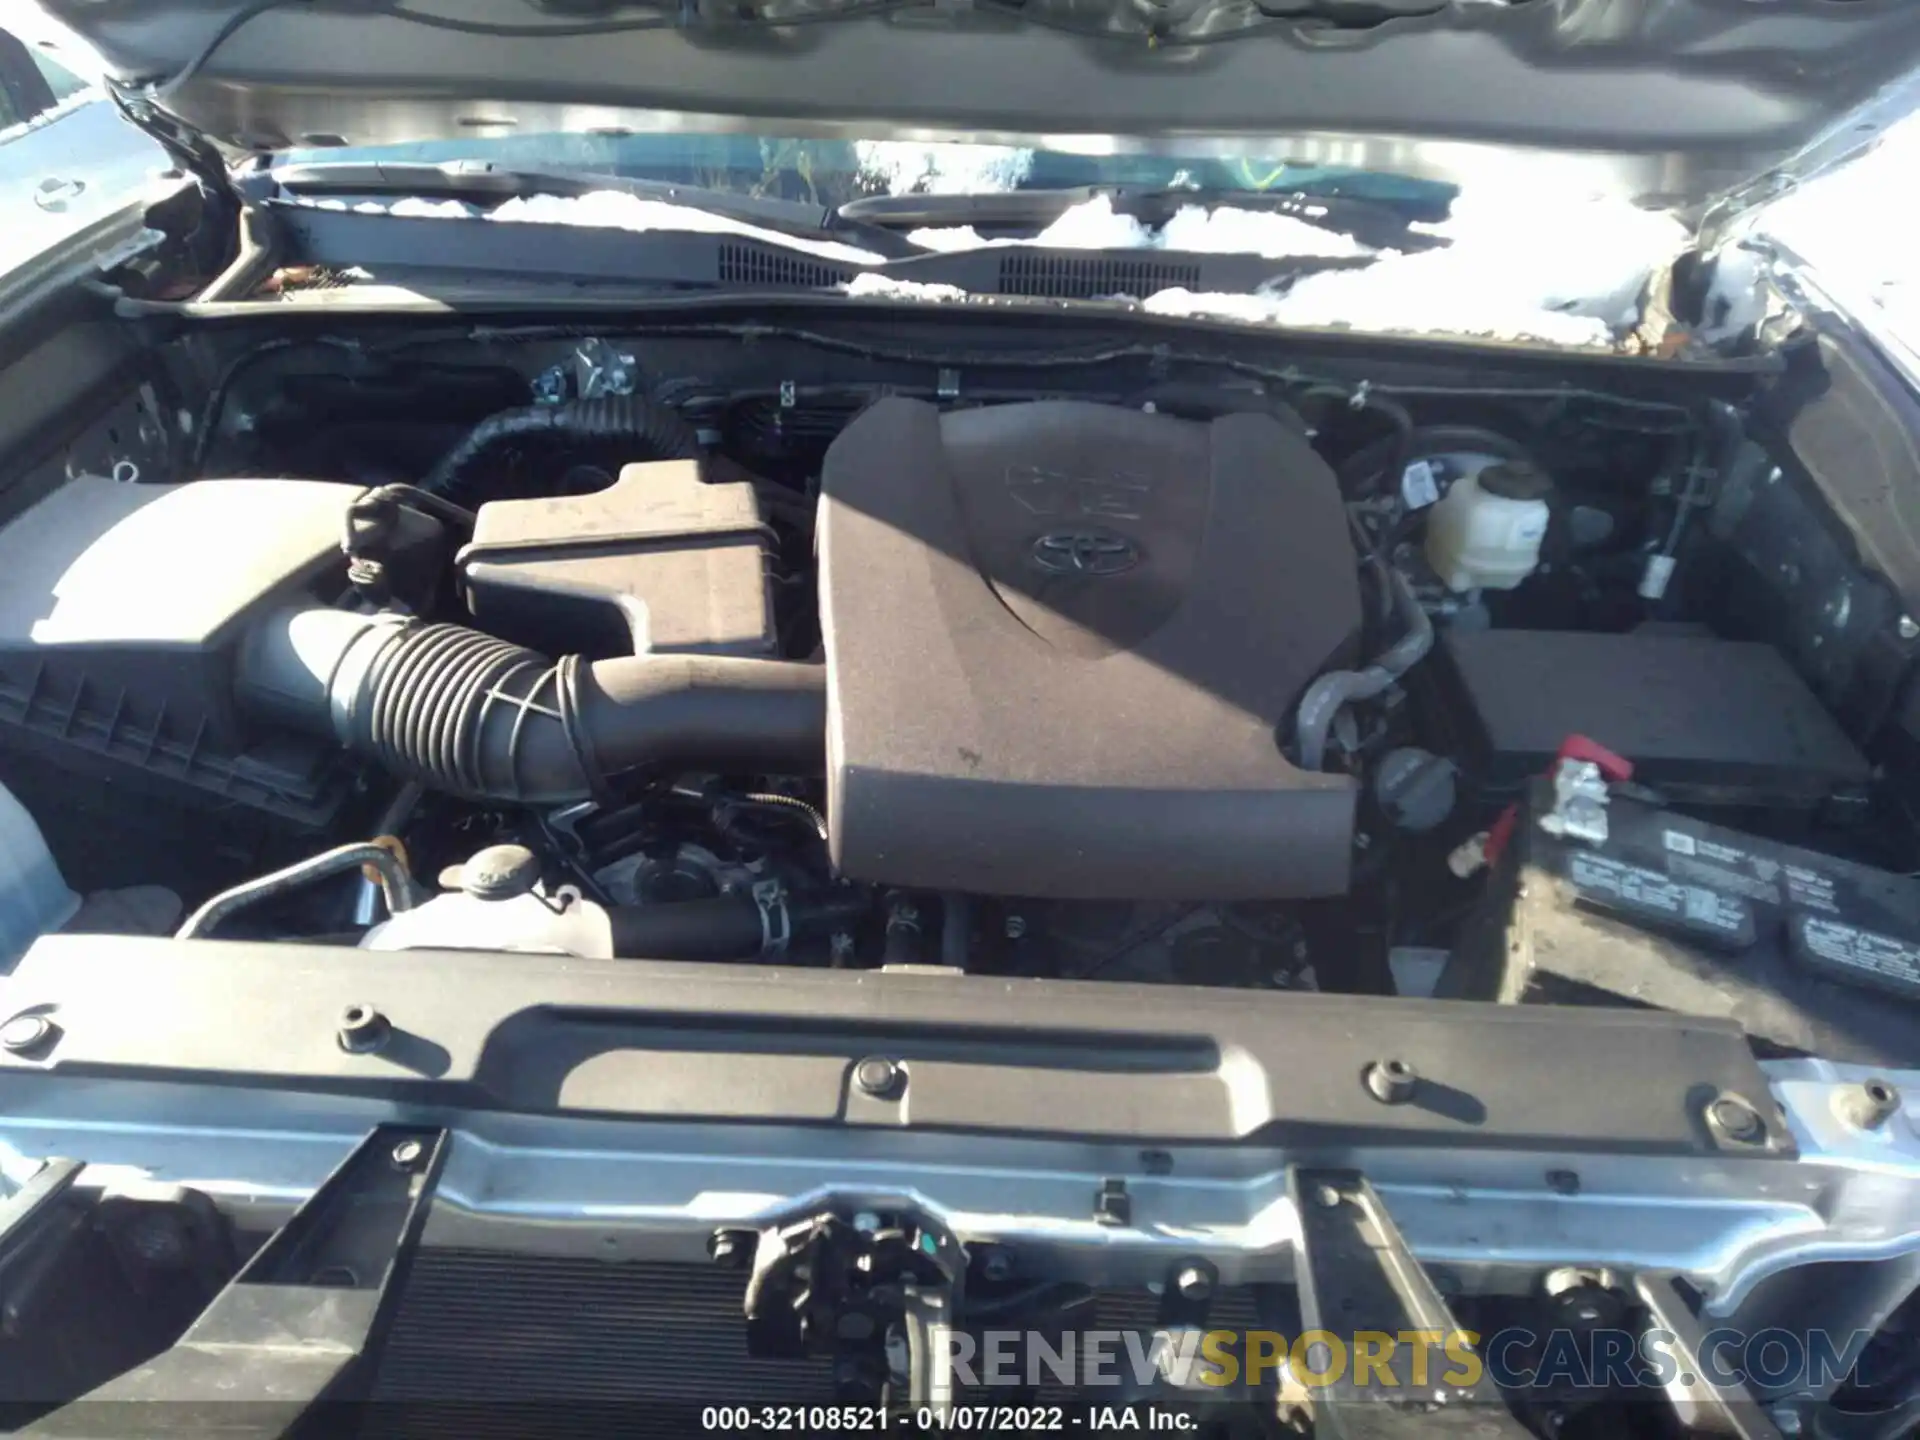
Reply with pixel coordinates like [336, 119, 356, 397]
[698, 1405, 1198, 1431]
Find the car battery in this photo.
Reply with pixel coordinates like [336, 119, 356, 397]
[1440, 768, 1920, 1065]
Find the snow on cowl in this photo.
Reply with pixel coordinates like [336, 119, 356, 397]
[289, 186, 1691, 349]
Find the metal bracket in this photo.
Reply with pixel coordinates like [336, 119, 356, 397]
[1635, 1274, 1785, 1440]
[574, 337, 637, 399]
[1290, 1167, 1532, 1438]
[27, 1126, 447, 1438]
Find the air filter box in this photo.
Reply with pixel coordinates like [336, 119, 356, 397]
[0, 476, 363, 830]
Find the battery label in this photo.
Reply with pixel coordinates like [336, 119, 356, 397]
[1790, 916, 1920, 1003]
[1568, 852, 1754, 949]
[1785, 866, 1841, 914]
[1669, 853, 1781, 905]
[1659, 828, 1839, 913]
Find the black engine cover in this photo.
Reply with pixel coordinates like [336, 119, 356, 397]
[818, 399, 1361, 900]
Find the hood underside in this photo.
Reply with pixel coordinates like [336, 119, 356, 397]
[38, 0, 1920, 216]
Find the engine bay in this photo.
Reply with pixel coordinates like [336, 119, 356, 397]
[2, 313, 1917, 1057]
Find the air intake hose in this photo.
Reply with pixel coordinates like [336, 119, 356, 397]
[240, 609, 825, 802]
[422, 396, 702, 506]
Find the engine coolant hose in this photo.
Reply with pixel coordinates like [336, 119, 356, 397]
[1294, 568, 1434, 773]
[421, 396, 701, 505]
[239, 608, 825, 802]
[178, 841, 422, 940]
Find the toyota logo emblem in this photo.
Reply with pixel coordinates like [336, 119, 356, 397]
[1031, 529, 1141, 577]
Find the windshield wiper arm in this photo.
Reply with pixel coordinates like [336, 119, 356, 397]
[268, 160, 919, 258]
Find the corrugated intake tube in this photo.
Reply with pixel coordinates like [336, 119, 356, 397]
[239, 609, 826, 802]
[421, 396, 702, 505]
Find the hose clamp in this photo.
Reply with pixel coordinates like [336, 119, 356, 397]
[753, 879, 791, 957]
[554, 653, 613, 801]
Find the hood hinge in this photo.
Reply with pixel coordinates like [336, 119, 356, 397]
[105, 81, 240, 214]
[104, 80, 249, 283]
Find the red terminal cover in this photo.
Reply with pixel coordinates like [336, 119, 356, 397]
[1555, 734, 1634, 783]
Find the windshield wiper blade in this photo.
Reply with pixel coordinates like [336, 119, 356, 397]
[837, 182, 1440, 251]
[268, 160, 919, 258]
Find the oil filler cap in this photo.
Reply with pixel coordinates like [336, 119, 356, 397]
[456, 844, 541, 901]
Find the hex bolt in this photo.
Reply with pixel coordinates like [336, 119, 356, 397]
[336, 1003, 391, 1054]
[1837, 1077, 1901, 1130]
[1364, 1058, 1418, 1105]
[853, 1056, 904, 1099]
[1900, 616, 1920, 642]
[0, 1014, 53, 1055]
[1004, 915, 1028, 940]
[391, 1139, 424, 1171]
[1316, 1184, 1344, 1209]
[979, 1247, 1014, 1284]
[1174, 1263, 1214, 1301]
[708, 1229, 753, 1269]
[1709, 1093, 1765, 1144]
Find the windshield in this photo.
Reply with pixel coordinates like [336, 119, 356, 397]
[1758, 113, 1920, 381]
[277, 135, 1456, 217]
[0, 24, 169, 272]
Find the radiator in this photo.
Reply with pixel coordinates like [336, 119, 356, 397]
[361, 1248, 1264, 1440]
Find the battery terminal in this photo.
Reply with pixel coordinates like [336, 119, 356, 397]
[1539, 758, 1612, 847]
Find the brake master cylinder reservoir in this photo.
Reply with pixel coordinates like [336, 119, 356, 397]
[1423, 460, 1551, 591]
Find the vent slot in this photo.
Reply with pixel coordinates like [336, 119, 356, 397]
[717, 243, 856, 289]
[997, 252, 1201, 300]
